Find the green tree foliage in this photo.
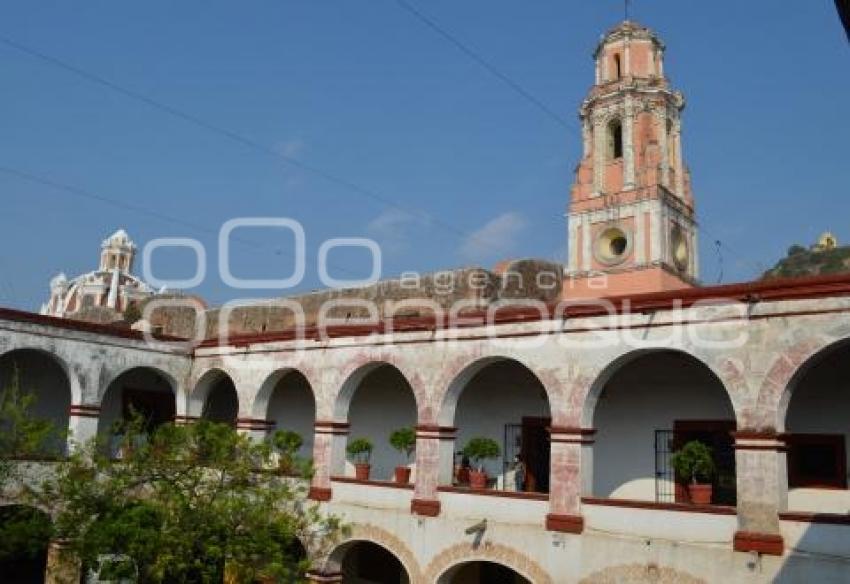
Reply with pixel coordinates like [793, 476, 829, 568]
[670, 440, 716, 484]
[345, 438, 373, 464]
[270, 430, 305, 475]
[462, 437, 501, 471]
[39, 417, 344, 583]
[389, 427, 416, 462]
[0, 368, 62, 490]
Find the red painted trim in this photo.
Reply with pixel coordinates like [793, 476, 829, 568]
[733, 531, 784, 556]
[732, 430, 779, 440]
[330, 476, 414, 490]
[69, 404, 101, 418]
[411, 498, 441, 517]
[581, 496, 736, 515]
[549, 426, 597, 436]
[307, 486, 332, 502]
[550, 437, 595, 444]
[414, 424, 457, 433]
[779, 512, 850, 525]
[314, 421, 350, 429]
[545, 513, 584, 534]
[0, 306, 185, 343]
[194, 272, 850, 348]
[734, 444, 788, 452]
[437, 485, 549, 501]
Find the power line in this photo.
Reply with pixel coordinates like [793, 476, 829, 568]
[393, 0, 578, 132]
[392, 1, 766, 281]
[0, 165, 364, 280]
[0, 34, 516, 259]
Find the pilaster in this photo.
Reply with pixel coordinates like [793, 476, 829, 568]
[546, 427, 595, 534]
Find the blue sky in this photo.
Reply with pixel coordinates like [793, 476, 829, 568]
[1, 1, 848, 310]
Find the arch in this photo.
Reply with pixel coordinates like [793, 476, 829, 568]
[579, 563, 706, 584]
[334, 359, 422, 421]
[438, 356, 555, 427]
[438, 561, 531, 584]
[0, 348, 74, 455]
[581, 348, 742, 428]
[0, 504, 53, 583]
[255, 368, 317, 460]
[607, 117, 624, 160]
[190, 368, 238, 425]
[97, 367, 178, 451]
[320, 524, 420, 583]
[439, 356, 553, 492]
[252, 367, 316, 419]
[779, 338, 850, 511]
[587, 349, 738, 504]
[753, 337, 843, 432]
[336, 362, 419, 480]
[425, 542, 551, 584]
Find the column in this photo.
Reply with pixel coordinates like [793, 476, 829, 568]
[67, 404, 100, 452]
[546, 427, 595, 534]
[673, 118, 685, 197]
[45, 539, 81, 584]
[732, 431, 786, 556]
[623, 95, 636, 190]
[308, 421, 349, 502]
[411, 424, 455, 517]
[592, 116, 605, 195]
[655, 108, 670, 189]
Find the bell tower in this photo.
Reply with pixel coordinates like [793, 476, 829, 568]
[564, 21, 698, 298]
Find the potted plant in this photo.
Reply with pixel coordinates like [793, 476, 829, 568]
[271, 429, 303, 475]
[346, 437, 374, 481]
[389, 427, 416, 484]
[670, 440, 716, 505]
[462, 437, 500, 490]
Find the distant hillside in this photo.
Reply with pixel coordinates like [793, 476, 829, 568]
[762, 243, 850, 280]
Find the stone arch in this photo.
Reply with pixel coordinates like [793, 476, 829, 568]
[436, 355, 556, 427]
[584, 348, 739, 502]
[189, 367, 239, 424]
[425, 542, 551, 584]
[579, 348, 742, 428]
[97, 366, 178, 443]
[0, 503, 53, 582]
[578, 563, 706, 584]
[0, 346, 81, 405]
[333, 359, 422, 421]
[752, 337, 837, 432]
[319, 524, 421, 583]
[251, 367, 317, 419]
[0, 347, 75, 454]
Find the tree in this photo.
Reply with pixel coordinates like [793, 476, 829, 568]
[0, 369, 62, 568]
[0, 368, 61, 491]
[39, 417, 345, 583]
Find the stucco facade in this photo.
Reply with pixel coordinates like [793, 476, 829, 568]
[3, 273, 850, 582]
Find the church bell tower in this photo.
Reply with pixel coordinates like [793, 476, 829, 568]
[565, 21, 698, 298]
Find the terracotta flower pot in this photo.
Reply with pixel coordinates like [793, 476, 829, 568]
[688, 483, 712, 505]
[354, 463, 371, 481]
[469, 469, 488, 490]
[394, 466, 411, 485]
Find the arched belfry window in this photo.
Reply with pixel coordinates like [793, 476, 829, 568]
[613, 54, 622, 80]
[607, 119, 624, 160]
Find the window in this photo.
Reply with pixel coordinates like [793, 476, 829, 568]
[607, 119, 624, 160]
[613, 54, 622, 80]
[787, 434, 847, 489]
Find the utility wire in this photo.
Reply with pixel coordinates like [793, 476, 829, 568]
[393, 0, 766, 282]
[393, 0, 577, 132]
[0, 34, 513, 258]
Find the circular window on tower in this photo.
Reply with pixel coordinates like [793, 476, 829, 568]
[594, 225, 632, 266]
[671, 226, 689, 271]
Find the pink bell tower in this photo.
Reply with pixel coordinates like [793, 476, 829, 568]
[564, 21, 698, 299]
